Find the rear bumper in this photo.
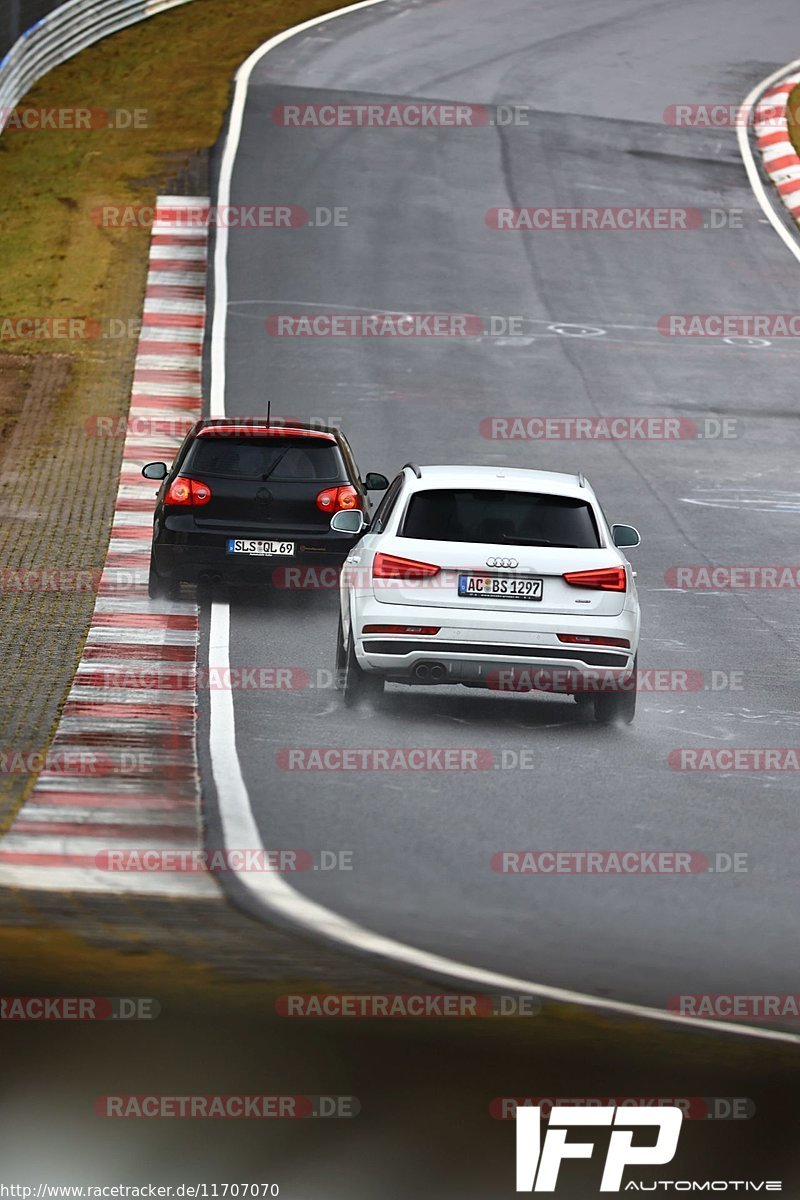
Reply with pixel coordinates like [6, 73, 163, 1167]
[152, 524, 354, 584]
[352, 598, 639, 690]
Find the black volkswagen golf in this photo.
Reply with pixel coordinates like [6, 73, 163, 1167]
[142, 419, 388, 598]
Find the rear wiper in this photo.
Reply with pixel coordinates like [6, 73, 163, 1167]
[501, 535, 580, 547]
[502, 535, 550, 545]
[260, 448, 290, 481]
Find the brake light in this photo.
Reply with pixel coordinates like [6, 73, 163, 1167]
[373, 553, 441, 580]
[316, 485, 362, 513]
[164, 476, 212, 506]
[562, 566, 626, 591]
[558, 634, 630, 648]
[363, 625, 440, 635]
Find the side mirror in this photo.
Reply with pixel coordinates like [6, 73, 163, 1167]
[363, 472, 389, 491]
[612, 523, 641, 549]
[331, 510, 367, 535]
[142, 462, 168, 481]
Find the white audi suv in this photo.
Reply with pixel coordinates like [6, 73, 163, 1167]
[330, 464, 641, 723]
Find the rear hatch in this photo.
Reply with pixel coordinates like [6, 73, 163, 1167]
[180, 433, 349, 534]
[372, 487, 628, 617]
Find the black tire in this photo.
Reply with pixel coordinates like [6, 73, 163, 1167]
[341, 623, 384, 707]
[147, 557, 178, 601]
[594, 656, 637, 725]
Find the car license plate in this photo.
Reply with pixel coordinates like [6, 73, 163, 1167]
[458, 573, 543, 600]
[227, 538, 295, 556]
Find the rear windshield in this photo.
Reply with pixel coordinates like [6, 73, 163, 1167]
[185, 437, 345, 483]
[399, 489, 601, 548]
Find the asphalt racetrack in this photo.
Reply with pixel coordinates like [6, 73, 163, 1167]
[198, 0, 800, 1030]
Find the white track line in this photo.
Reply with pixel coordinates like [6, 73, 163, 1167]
[207, 8, 800, 1044]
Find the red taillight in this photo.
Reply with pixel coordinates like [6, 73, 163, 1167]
[373, 553, 441, 580]
[362, 625, 440, 635]
[563, 566, 626, 592]
[165, 476, 212, 506]
[316, 485, 362, 514]
[558, 634, 630, 648]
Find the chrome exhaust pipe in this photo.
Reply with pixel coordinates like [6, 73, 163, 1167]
[428, 663, 447, 682]
[413, 663, 431, 682]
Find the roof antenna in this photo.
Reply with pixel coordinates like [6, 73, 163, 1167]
[267, 399, 271, 427]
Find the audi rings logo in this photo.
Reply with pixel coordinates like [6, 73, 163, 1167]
[486, 557, 518, 569]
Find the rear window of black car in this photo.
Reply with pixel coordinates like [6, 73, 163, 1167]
[184, 437, 345, 482]
[399, 488, 601, 548]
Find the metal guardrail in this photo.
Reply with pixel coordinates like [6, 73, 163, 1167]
[0, 0, 197, 131]
[1, 3, 55, 62]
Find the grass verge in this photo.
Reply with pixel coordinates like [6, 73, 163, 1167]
[0, 0, 344, 355]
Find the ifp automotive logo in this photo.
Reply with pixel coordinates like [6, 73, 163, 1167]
[514, 1105, 782, 1192]
[516, 1105, 682, 1192]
